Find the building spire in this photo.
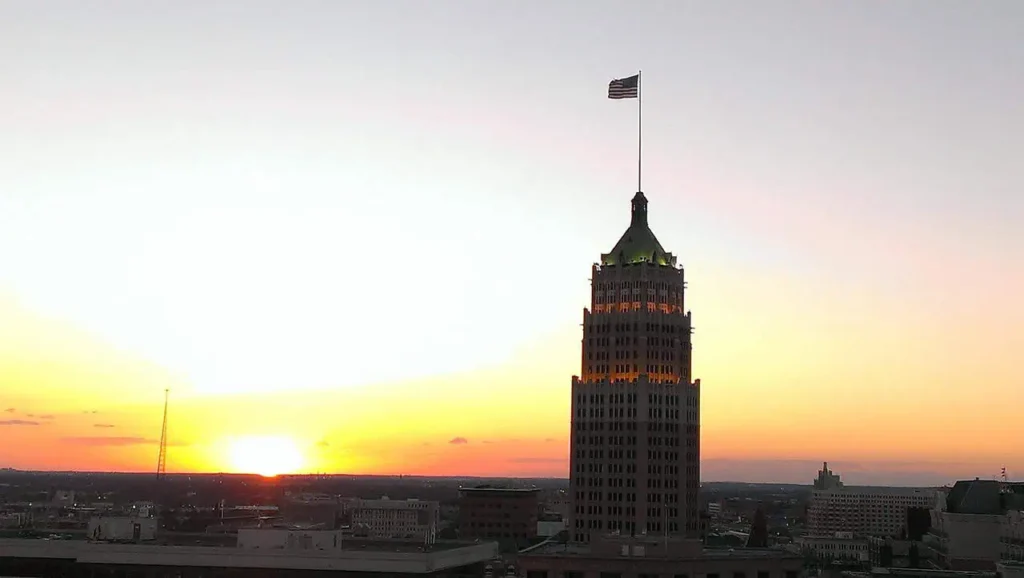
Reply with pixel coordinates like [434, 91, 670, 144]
[630, 191, 648, 226]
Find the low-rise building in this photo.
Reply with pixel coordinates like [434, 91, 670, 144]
[349, 497, 439, 543]
[798, 532, 869, 562]
[458, 486, 540, 546]
[516, 534, 803, 578]
[87, 516, 157, 542]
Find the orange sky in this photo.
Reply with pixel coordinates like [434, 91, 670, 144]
[2, 264, 1021, 486]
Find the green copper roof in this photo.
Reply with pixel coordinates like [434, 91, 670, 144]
[600, 192, 677, 267]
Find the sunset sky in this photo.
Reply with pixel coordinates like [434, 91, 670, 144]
[1, 1, 1022, 486]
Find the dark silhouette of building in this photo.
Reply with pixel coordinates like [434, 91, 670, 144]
[569, 192, 701, 543]
[458, 486, 540, 548]
[746, 507, 769, 547]
[813, 462, 843, 490]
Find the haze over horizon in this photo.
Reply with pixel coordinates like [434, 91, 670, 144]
[2, 0, 1022, 486]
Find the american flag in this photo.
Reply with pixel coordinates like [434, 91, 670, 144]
[608, 74, 639, 99]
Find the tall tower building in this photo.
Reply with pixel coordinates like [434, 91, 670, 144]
[568, 192, 701, 543]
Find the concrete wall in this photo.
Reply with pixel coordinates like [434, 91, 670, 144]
[237, 529, 344, 550]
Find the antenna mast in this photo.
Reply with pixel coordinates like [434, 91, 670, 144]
[157, 388, 169, 480]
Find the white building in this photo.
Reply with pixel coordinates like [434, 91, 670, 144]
[237, 528, 344, 551]
[87, 517, 157, 542]
[349, 497, 438, 543]
[808, 484, 935, 537]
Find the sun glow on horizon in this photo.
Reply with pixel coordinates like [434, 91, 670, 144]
[227, 436, 304, 477]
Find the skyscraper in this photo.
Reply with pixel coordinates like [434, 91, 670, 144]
[568, 191, 701, 543]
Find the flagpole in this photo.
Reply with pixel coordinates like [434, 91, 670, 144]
[637, 69, 643, 192]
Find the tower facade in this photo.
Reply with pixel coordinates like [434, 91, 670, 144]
[568, 192, 701, 543]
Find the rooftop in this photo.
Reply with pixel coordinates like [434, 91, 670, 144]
[460, 486, 541, 494]
[814, 486, 937, 496]
[600, 192, 677, 267]
[0, 538, 499, 573]
[521, 540, 799, 560]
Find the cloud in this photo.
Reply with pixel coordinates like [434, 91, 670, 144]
[3, 408, 14, 413]
[508, 457, 566, 464]
[482, 440, 493, 444]
[81, 410, 99, 414]
[93, 424, 116, 428]
[0, 419, 40, 426]
[315, 440, 330, 448]
[544, 438, 557, 443]
[448, 437, 469, 445]
[62, 436, 156, 446]
[38, 414, 56, 420]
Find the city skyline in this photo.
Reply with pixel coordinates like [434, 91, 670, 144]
[2, 1, 1022, 485]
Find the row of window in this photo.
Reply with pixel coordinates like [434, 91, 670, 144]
[592, 280, 682, 291]
[589, 321, 687, 333]
[574, 436, 696, 447]
[576, 392, 695, 406]
[587, 349, 681, 362]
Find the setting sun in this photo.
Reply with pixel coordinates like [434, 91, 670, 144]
[227, 436, 304, 477]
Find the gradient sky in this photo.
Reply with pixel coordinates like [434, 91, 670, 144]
[1, 0, 1022, 486]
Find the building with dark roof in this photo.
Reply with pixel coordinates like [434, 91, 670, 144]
[923, 479, 1024, 570]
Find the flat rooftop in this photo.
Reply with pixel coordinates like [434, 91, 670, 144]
[460, 487, 541, 494]
[521, 541, 800, 560]
[814, 486, 936, 495]
[0, 538, 499, 573]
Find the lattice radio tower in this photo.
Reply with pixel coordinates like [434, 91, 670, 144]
[156, 388, 169, 480]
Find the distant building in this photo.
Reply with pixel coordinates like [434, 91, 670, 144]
[280, 493, 341, 529]
[349, 497, 438, 543]
[798, 532, 869, 563]
[807, 466, 935, 538]
[87, 516, 157, 542]
[458, 486, 540, 545]
[815, 462, 844, 490]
